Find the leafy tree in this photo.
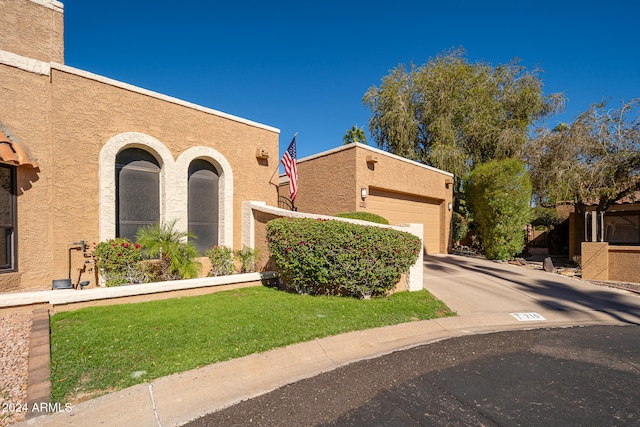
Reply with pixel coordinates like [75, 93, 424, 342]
[530, 206, 562, 230]
[343, 125, 367, 145]
[526, 99, 639, 213]
[136, 219, 201, 281]
[466, 159, 532, 260]
[363, 47, 564, 181]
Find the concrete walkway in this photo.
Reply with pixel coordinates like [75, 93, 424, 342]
[18, 255, 640, 427]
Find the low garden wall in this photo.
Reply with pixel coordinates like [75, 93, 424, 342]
[581, 242, 640, 283]
[0, 273, 269, 313]
[242, 201, 424, 291]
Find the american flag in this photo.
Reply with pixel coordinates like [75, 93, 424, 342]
[281, 135, 298, 201]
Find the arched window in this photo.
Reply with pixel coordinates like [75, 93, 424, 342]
[188, 159, 219, 254]
[116, 148, 160, 241]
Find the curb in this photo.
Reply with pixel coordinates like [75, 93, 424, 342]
[25, 308, 51, 419]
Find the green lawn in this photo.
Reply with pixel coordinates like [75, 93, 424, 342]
[50, 286, 454, 403]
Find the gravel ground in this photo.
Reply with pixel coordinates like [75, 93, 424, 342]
[0, 312, 32, 427]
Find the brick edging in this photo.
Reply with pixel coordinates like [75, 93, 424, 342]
[25, 308, 51, 419]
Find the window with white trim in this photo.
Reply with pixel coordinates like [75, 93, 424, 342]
[188, 159, 219, 254]
[116, 148, 160, 241]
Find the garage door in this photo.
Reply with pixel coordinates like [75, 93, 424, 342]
[367, 188, 442, 254]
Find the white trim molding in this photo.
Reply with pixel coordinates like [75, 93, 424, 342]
[99, 132, 175, 241]
[28, 0, 64, 13]
[99, 132, 234, 248]
[51, 63, 280, 134]
[0, 50, 50, 76]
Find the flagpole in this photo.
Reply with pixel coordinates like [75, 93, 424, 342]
[269, 133, 297, 187]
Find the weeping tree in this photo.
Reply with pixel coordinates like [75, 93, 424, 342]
[526, 98, 640, 213]
[363, 47, 564, 202]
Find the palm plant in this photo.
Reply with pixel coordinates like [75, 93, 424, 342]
[342, 125, 367, 145]
[136, 219, 202, 281]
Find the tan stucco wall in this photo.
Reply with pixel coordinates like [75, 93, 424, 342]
[581, 242, 640, 283]
[0, 0, 64, 64]
[1, 62, 278, 291]
[353, 146, 453, 253]
[289, 144, 453, 253]
[568, 213, 585, 259]
[42, 69, 277, 286]
[0, 64, 54, 290]
[581, 242, 609, 281]
[293, 147, 357, 215]
[608, 247, 640, 283]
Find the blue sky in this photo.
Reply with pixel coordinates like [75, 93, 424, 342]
[62, 0, 639, 162]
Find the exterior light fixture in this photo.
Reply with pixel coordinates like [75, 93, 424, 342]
[361, 188, 367, 200]
[448, 203, 452, 211]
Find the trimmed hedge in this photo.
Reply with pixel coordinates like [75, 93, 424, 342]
[266, 218, 421, 298]
[334, 211, 390, 225]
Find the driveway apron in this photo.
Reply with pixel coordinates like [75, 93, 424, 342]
[423, 254, 640, 322]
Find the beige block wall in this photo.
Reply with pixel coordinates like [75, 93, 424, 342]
[0, 63, 278, 291]
[0, 0, 64, 64]
[581, 242, 609, 281]
[285, 144, 453, 253]
[608, 247, 640, 283]
[46, 69, 278, 283]
[0, 64, 54, 290]
[353, 147, 453, 253]
[294, 147, 357, 215]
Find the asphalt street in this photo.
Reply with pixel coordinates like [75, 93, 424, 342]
[187, 325, 640, 426]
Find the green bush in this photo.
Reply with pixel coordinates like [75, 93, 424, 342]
[205, 246, 235, 277]
[94, 238, 147, 287]
[451, 212, 469, 244]
[334, 211, 389, 224]
[235, 246, 260, 273]
[136, 220, 201, 281]
[466, 159, 532, 260]
[266, 218, 421, 298]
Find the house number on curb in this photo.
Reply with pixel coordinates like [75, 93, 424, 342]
[510, 312, 546, 321]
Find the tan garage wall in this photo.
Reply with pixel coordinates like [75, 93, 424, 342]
[281, 144, 454, 254]
[367, 188, 442, 254]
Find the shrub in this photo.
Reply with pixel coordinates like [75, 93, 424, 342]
[235, 246, 260, 273]
[334, 211, 389, 224]
[267, 218, 421, 298]
[136, 220, 202, 281]
[451, 212, 469, 244]
[466, 159, 532, 260]
[205, 246, 235, 277]
[94, 238, 147, 287]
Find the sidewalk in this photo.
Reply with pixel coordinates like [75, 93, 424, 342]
[18, 255, 640, 427]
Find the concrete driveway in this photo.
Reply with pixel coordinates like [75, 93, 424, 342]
[423, 254, 640, 324]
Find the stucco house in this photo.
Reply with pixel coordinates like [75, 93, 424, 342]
[0, 0, 279, 291]
[1, 0, 456, 294]
[279, 144, 454, 255]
